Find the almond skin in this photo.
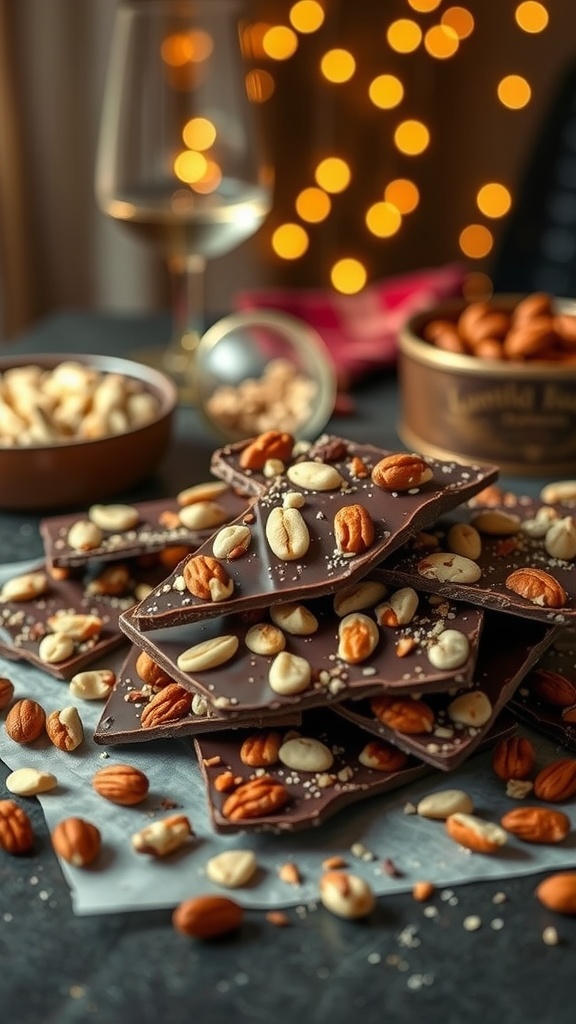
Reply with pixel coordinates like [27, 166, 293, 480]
[536, 872, 576, 914]
[530, 668, 576, 708]
[172, 895, 244, 938]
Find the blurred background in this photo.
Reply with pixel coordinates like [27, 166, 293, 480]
[1, 0, 576, 341]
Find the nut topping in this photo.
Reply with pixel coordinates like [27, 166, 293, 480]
[265, 506, 310, 561]
[337, 612, 379, 664]
[176, 635, 239, 672]
[505, 567, 567, 608]
[221, 775, 290, 821]
[182, 555, 234, 602]
[333, 503, 375, 555]
[371, 453, 433, 491]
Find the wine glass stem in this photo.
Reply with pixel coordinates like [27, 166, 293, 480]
[163, 253, 207, 394]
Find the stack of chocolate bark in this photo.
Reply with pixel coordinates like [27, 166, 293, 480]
[14, 432, 576, 835]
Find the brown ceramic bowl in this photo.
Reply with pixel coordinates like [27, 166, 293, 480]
[398, 294, 576, 477]
[0, 353, 177, 511]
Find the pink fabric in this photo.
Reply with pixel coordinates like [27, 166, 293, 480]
[235, 263, 466, 388]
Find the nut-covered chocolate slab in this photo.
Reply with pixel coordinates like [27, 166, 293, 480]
[93, 645, 302, 745]
[0, 560, 168, 680]
[332, 611, 558, 770]
[118, 587, 484, 714]
[193, 707, 517, 834]
[509, 626, 576, 751]
[378, 498, 576, 625]
[40, 487, 251, 569]
[131, 437, 498, 631]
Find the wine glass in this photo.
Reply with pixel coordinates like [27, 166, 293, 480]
[95, 0, 273, 398]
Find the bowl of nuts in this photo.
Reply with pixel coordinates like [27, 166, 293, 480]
[398, 292, 576, 476]
[193, 309, 337, 443]
[0, 353, 177, 511]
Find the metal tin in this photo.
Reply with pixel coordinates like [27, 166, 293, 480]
[398, 297, 576, 476]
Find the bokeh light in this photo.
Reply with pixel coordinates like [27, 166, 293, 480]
[173, 150, 208, 184]
[315, 157, 352, 193]
[295, 187, 331, 223]
[384, 178, 420, 214]
[387, 19, 422, 54]
[245, 69, 275, 103]
[368, 74, 404, 110]
[424, 24, 459, 59]
[192, 160, 223, 194]
[272, 223, 309, 259]
[366, 202, 402, 238]
[441, 6, 475, 39]
[263, 25, 299, 60]
[394, 120, 430, 156]
[459, 224, 494, 258]
[331, 258, 367, 294]
[289, 1, 325, 34]
[515, 2, 549, 33]
[407, 0, 442, 11]
[182, 117, 216, 151]
[462, 272, 494, 302]
[320, 49, 356, 84]
[476, 182, 512, 218]
[161, 30, 213, 66]
[497, 74, 532, 109]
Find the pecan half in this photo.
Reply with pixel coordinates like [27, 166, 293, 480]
[334, 504, 375, 555]
[182, 555, 233, 602]
[491, 735, 536, 781]
[239, 430, 294, 471]
[505, 567, 567, 608]
[222, 775, 290, 821]
[500, 806, 570, 844]
[370, 694, 434, 734]
[371, 453, 433, 491]
[240, 731, 283, 767]
[140, 683, 193, 728]
[534, 758, 576, 802]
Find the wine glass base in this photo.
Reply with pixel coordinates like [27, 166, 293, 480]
[131, 344, 197, 405]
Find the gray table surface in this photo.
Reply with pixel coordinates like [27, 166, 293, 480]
[0, 310, 572, 1024]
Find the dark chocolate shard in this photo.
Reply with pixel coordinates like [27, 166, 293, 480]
[193, 706, 518, 834]
[332, 611, 559, 770]
[377, 497, 576, 625]
[130, 438, 498, 632]
[118, 586, 485, 715]
[509, 625, 576, 752]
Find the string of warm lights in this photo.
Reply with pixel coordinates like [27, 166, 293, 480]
[162, 0, 551, 295]
[244, 0, 550, 294]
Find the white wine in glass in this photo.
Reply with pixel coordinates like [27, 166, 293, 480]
[95, 0, 273, 398]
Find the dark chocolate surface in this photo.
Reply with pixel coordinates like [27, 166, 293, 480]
[131, 438, 498, 631]
[509, 625, 576, 750]
[118, 588, 484, 714]
[40, 487, 250, 568]
[193, 708, 518, 834]
[333, 611, 558, 770]
[378, 498, 576, 625]
[93, 644, 303, 745]
[0, 560, 168, 680]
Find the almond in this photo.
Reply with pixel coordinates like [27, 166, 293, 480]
[239, 430, 293, 471]
[530, 668, 576, 708]
[172, 895, 244, 938]
[500, 806, 570, 844]
[535, 871, 576, 914]
[319, 870, 375, 919]
[533, 758, 576, 802]
[445, 812, 507, 854]
[92, 763, 149, 805]
[491, 735, 536, 781]
[505, 567, 567, 608]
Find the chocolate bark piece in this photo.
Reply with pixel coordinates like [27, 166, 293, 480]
[377, 498, 576, 625]
[0, 560, 168, 681]
[331, 611, 559, 771]
[40, 488, 251, 569]
[131, 438, 498, 631]
[193, 707, 518, 834]
[93, 644, 303, 746]
[509, 626, 576, 751]
[118, 587, 484, 715]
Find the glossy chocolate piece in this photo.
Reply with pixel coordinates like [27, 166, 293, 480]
[332, 611, 558, 770]
[93, 644, 302, 746]
[131, 437, 498, 632]
[118, 587, 485, 714]
[193, 707, 518, 834]
[40, 487, 251, 569]
[378, 498, 576, 625]
[0, 560, 168, 680]
[509, 625, 576, 751]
